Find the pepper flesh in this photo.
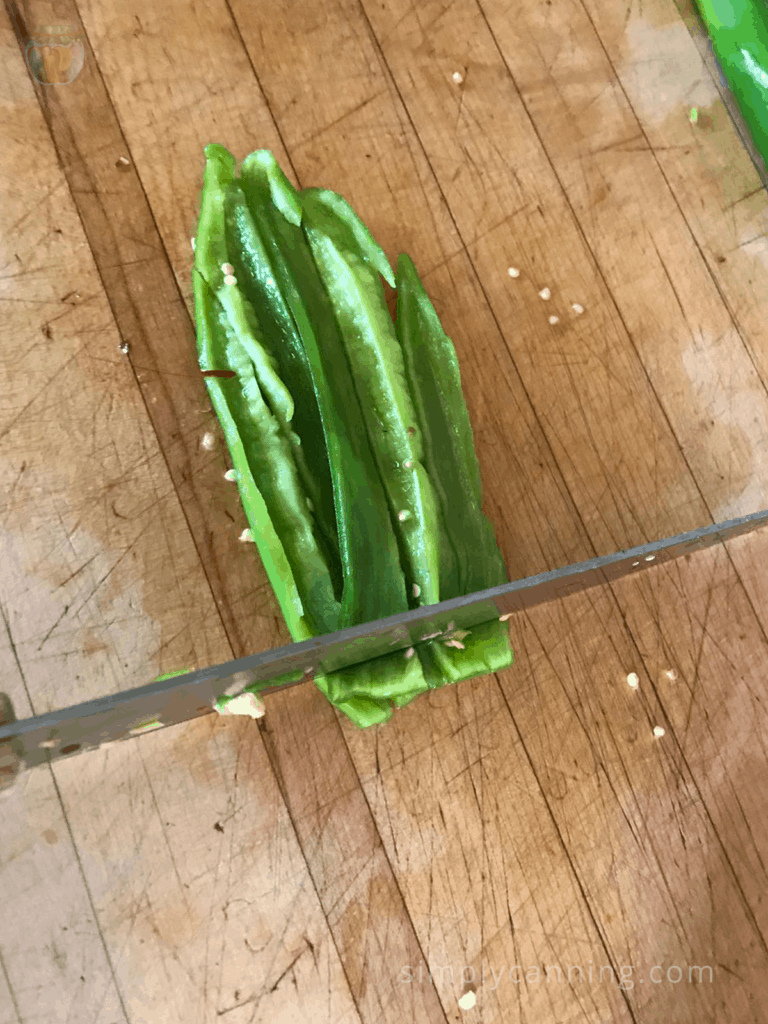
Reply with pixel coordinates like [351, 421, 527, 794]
[193, 146, 340, 637]
[192, 146, 514, 728]
[222, 178, 343, 602]
[300, 189, 442, 611]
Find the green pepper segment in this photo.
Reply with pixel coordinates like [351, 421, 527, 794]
[240, 159, 410, 631]
[241, 149, 303, 226]
[192, 268, 313, 642]
[214, 283, 341, 636]
[299, 188, 396, 288]
[395, 252, 508, 600]
[223, 178, 343, 602]
[314, 649, 430, 727]
[300, 196, 442, 610]
[196, 145, 295, 428]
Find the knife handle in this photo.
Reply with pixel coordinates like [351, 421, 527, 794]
[0, 694, 24, 795]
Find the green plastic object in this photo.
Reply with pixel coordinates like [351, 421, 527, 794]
[694, 0, 768, 169]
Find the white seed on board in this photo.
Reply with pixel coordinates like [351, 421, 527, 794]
[413, 584, 421, 598]
[191, 237, 196, 251]
[539, 287, 551, 300]
[116, 156, 131, 167]
[572, 303, 584, 314]
[404, 460, 413, 469]
[201, 432, 215, 450]
[665, 668, 678, 680]
[221, 262, 235, 276]
[548, 315, 559, 325]
[458, 991, 476, 1010]
[224, 469, 237, 481]
[304, 666, 314, 674]
[507, 266, 520, 278]
[223, 274, 237, 286]
[452, 71, 464, 84]
[120, 342, 129, 354]
[631, 561, 640, 567]
[238, 528, 254, 542]
[499, 612, 513, 621]
[653, 725, 665, 737]
[404, 647, 415, 658]
[644, 554, 655, 562]
[627, 672, 640, 689]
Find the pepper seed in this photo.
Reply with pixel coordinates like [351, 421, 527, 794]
[404, 647, 415, 658]
[413, 584, 420, 598]
[653, 726, 665, 737]
[238, 528, 254, 542]
[221, 263, 235, 276]
[507, 267, 520, 278]
[224, 469, 237, 481]
[572, 303, 584, 314]
[627, 672, 639, 689]
[452, 71, 464, 84]
[404, 460, 413, 469]
[223, 274, 237, 286]
[539, 287, 551, 300]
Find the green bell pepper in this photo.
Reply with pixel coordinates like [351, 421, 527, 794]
[192, 145, 514, 728]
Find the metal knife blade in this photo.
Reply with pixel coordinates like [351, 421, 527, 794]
[1, 507, 766, 780]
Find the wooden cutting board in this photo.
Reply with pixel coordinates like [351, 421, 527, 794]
[2, 0, 768, 1021]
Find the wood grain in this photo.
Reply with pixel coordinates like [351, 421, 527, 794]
[1, 0, 767, 1020]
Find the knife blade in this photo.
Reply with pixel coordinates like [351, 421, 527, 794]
[1, 507, 766, 782]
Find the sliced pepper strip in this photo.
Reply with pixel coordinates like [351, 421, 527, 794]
[214, 284, 341, 636]
[195, 145, 295, 429]
[223, 178, 343, 601]
[300, 190, 442, 610]
[395, 252, 508, 599]
[192, 267, 313, 642]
